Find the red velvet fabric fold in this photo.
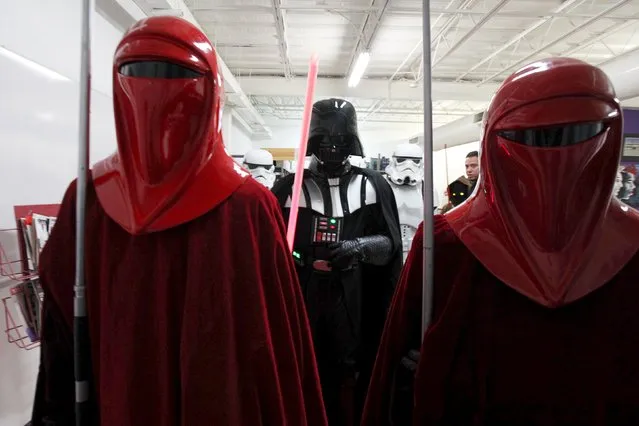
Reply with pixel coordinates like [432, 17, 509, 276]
[363, 216, 639, 425]
[33, 177, 327, 426]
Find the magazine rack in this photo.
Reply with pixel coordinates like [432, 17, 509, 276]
[2, 287, 41, 351]
[1, 204, 59, 350]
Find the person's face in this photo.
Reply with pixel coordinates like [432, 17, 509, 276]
[465, 156, 479, 180]
[623, 179, 635, 193]
[613, 172, 623, 197]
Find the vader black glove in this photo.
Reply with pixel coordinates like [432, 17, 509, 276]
[328, 235, 393, 270]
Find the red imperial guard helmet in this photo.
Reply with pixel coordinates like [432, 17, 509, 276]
[446, 57, 639, 307]
[92, 16, 248, 235]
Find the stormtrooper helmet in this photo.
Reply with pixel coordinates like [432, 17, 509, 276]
[243, 149, 276, 189]
[385, 143, 423, 186]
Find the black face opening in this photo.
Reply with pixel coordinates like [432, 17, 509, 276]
[244, 163, 271, 170]
[118, 60, 203, 79]
[396, 157, 421, 164]
[497, 121, 606, 148]
[308, 134, 362, 166]
[320, 135, 355, 164]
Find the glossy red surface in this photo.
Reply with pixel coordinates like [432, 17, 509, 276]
[92, 17, 248, 235]
[446, 57, 639, 307]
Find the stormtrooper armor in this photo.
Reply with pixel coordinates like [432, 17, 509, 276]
[385, 143, 427, 261]
[243, 149, 276, 189]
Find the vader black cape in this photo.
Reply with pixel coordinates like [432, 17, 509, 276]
[272, 166, 402, 412]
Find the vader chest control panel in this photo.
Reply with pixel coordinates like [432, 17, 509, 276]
[312, 215, 343, 244]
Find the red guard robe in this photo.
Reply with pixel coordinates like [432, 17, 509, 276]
[32, 177, 327, 426]
[362, 215, 639, 425]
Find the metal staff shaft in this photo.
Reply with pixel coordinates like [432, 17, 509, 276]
[421, 0, 435, 338]
[75, 0, 93, 424]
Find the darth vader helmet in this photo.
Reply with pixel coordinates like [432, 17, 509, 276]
[307, 98, 364, 175]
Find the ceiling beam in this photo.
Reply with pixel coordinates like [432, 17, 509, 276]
[346, 0, 392, 76]
[432, 0, 511, 69]
[270, 0, 294, 79]
[254, 104, 476, 117]
[189, 4, 638, 20]
[162, 0, 272, 137]
[456, 0, 584, 81]
[95, 0, 138, 31]
[107, 0, 271, 137]
[477, 0, 633, 85]
[237, 76, 500, 102]
[560, 19, 638, 58]
[406, 0, 480, 81]
[428, 41, 639, 150]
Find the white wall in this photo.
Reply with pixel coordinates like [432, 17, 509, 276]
[0, 2, 127, 423]
[0, 4, 122, 231]
[0, 4, 105, 424]
[230, 121, 254, 156]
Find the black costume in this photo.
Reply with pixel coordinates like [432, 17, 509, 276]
[448, 176, 476, 207]
[272, 99, 402, 425]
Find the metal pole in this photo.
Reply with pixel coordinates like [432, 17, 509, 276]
[421, 0, 435, 338]
[444, 143, 450, 189]
[75, 0, 93, 424]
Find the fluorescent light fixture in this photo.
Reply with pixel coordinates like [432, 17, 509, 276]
[348, 51, 370, 88]
[0, 46, 69, 81]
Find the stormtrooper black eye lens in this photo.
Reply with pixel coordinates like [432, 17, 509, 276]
[119, 61, 203, 78]
[395, 157, 421, 164]
[497, 121, 606, 147]
[245, 163, 260, 170]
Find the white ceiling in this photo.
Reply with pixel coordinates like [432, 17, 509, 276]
[135, 0, 639, 130]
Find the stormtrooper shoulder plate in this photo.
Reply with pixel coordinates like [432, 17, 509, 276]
[283, 169, 378, 218]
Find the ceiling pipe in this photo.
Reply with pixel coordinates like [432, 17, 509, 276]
[455, 0, 585, 81]
[270, 0, 295, 80]
[363, 0, 469, 121]
[345, 0, 392, 77]
[431, 0, 512, 69]
[407, 0, 479, 76]
[599, 46, 639, 101]
[477, 0, 633, 85]
[431, 45, 639, 150]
